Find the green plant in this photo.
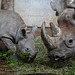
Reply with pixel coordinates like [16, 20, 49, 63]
[17, 52, 31, 62]
[32, 69, 37, 72]
[18, 61, 25, 67]
[67, 64, 75, 75]
[66, 57, 75, 75]
[0, 50, 16, 67]
[0, 50, 31, 67]
[37, 58, 44, 65]
[0, 50, 11, 59]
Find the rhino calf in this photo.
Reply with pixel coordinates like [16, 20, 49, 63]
[0, 10, 38, 61]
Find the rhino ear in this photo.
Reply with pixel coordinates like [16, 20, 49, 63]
[50, 1, 63, 16]
[50, 1, 60, 16]
[21, 28, 27, 38]
[31, 26, 38, 36]
[16, 26, 27, 43]
[50, 1, 57, 11]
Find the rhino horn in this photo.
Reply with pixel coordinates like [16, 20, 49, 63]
[50, 22, 62, 37]
[41, 22, 62, 51]
[41, 22, 55, 51]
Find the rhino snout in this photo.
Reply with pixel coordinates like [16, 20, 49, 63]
[48, 50, 66, 62]
[24, 48, 38, 61]
[25, 48, 38, 58]
[29, 51, 38, 61]
[24, 48, 38, 60]
[49, 54, 65, 62]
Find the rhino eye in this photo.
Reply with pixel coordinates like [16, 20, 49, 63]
[26, 48, 29, 51]
[69, 39, 73, 44]
[67, 39, 74, 46]
[65, 38, 75, 48]
[25, 48, 30, 52]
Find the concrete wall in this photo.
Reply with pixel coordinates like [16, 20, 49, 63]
[14, 0, 58, 27]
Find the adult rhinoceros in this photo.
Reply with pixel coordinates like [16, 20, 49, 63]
[41, 7, 75, 62]
[0, 10, 38, 61]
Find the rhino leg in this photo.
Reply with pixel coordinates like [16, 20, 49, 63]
[1, 38, 16, 51]
[1, 38, 17, 60]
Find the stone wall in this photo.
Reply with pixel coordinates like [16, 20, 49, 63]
[14, 0, 58, 27]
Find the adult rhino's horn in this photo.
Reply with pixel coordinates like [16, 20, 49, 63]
[41, 22, 56, 51]
[50, 22, 62, 37]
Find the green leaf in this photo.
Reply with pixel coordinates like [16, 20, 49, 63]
[10, 63, 15, 67]
[7, 50, 12, 54]
[28, 58, 30, 61]
[3, 54, 7, 57]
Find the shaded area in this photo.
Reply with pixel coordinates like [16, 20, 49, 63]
[23, 73, 58, 75]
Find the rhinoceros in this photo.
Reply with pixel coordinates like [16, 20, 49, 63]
[41, 7, 75, 62]
[50, 0, 75, 16]
[0, 9, 38, 61]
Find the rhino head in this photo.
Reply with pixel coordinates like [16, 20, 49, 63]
[16, 26, 38, 61]
[41, 8, 75, 62]
[50, 0, 75, 16]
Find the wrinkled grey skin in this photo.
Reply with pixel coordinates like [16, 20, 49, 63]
[50, 0, 75, 16]
[0, 9, 38, 61]
[18, 26, 38, 60]
[58, 8, 75, 26]
[41, 8, 75, 62]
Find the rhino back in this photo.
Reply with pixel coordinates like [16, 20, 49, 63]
[0, 10, 26, 40]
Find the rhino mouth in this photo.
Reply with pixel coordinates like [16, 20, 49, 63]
[48, 53, 66, 62]
[16, 52, 37, 62]
[49, 55, 65, 62]
[29, 54, 37, 62]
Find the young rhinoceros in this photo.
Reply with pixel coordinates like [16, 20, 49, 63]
[0, 10, 38, 61]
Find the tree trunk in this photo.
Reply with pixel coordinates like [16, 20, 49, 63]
[1, 0, 14, 11]
[65, 0, 67, 9]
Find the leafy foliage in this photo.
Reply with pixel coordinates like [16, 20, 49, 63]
[0, 50, 31, 67]
[0, 50, 16, 67]
[67, 64, 75, 75]
[17, 52, 31, 62]
[66, 57, 75, 75]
